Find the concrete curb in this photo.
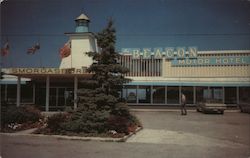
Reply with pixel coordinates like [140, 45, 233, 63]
[0, 127, 143, 142]
[130, 109, 241, 112]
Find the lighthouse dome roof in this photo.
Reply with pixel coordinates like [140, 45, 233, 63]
[75, 13, 90, 21]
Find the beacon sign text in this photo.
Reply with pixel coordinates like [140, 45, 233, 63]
[121, 47, 198, 59]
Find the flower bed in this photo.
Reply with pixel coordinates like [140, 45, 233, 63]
[33, 111, 142, 138]
[1, 105, 43, 133]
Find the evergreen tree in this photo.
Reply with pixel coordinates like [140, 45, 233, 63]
[60, 19, 140, 135]
[87, 19, 130, 97]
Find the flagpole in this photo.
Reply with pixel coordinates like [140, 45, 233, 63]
[71, 53, 72, 68]
[40, 55, 42, 68]
[70, 41, 72, 68]
[38, 37, 42, 68]
[68, 41, 73, 69]
[10, 54, 13, 67]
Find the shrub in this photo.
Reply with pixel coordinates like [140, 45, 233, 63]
[110, 102, 130, 117]
[78, 89, 118, 111]
[61, 109, 110, 134]
[46, 113, 70, 132]
[1, 105, 42, 126]
[107, 102, 142, 134]
[107, 115, 130, 134]
[40, 102, 141, 136]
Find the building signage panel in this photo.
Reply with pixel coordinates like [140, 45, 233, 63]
[171, 56, 250, 66]
[122, 47, 250, 66]
[6, 68, 88, 74]
[121, 47, 198, 59]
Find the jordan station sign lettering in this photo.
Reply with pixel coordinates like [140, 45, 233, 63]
[122, 47, 250, 66]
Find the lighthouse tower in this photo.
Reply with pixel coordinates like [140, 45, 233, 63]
[59, 13, 98, 69]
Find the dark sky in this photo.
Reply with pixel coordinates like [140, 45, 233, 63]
[1, 0, 250, 67]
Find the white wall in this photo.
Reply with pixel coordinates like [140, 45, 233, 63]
[59, 34, 96, 69]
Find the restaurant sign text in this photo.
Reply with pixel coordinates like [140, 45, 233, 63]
[6, 68, 88, 74]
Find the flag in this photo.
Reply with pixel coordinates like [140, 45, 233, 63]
[1, 42, 10, 57]
[27, 43, 40, 54]
[59, 41, 71, 58]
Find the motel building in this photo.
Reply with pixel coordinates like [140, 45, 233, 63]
[1, 13, 250, 111]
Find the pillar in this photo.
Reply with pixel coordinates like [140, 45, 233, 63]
[46, 76, 50, 112]
[17, 76, 21, 107]
[32, 83, 36, 104]
[136, 85, 139, 104]
[222, 87, 225, 104]
[162, 57, 166, 77]
[150, 85, 153, 104]
[74, 76, 78, 110]
[193, 86, 196, 105]
[165, 86, 168, 105]
[56, 88, 59, 107]
[236, 86, 239, 105]
[179, 86, 182, 105]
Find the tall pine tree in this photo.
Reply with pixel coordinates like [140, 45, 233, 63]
[87, 19, 130, 97]
[60, 19, 140, 135]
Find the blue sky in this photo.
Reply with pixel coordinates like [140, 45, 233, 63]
[1, 0, 250, 67]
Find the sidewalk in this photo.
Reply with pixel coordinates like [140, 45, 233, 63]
[2, 127, 143, 143]
[129, 106, 240, 112]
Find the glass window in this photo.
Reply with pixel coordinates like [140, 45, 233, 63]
[196, 87, 209, 103]
[58, 88, 66, 106]
[224, 87, 237, 104]
[239, 87, 250, 104]
[7, 84, 17, 104]
[122, 88, 127, 101]
[138, 86, 151, 103]
[21, 84, 33, 103]
[124, 86, 137, 103]
[35, 87, 46, 107]
[153, 86, 165, 104]
[208, 87, 223, 103]
[181, 86, 194, 104]
[49, 88, 57, 107]
[1, 84, 6, 102]
[167, 86, 179, 104]
[65, 88, 73, 106]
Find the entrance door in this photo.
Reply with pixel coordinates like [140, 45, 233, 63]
[224, 87, 237, 104]
[49, 88, 57, 108]
[58, 88, 66, 106]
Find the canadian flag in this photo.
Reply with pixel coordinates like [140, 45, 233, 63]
[1, 42, 10, 57]
[59, 41, 71, 58]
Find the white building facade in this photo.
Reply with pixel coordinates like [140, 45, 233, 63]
[1, 13, 250, 111]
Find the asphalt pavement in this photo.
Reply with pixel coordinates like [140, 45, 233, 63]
[1, 110, 250, 158]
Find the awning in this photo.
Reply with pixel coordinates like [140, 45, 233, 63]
[126, 81, 250, 87]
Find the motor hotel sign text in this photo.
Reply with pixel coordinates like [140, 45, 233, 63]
[172, 56, 250, 66]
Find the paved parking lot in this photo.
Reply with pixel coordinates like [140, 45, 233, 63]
[1, 111, 250, 158]
[130, 111, 250, 147]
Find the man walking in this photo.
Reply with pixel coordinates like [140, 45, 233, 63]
[181, 93, 187, 115]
